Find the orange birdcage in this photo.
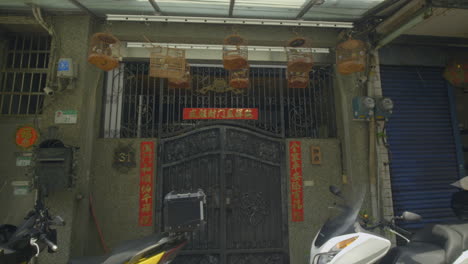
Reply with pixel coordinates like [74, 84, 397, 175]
[286, 36, 314, 73]
[87, 32, 120, 71]
[287, 71, 309, 89]
[168, 64, 191, 89]
[223, 34, 249, 71]
[150, 46, 186, 79]
[444, 60, 468, 88]
[336, 38, 367, 75]
[229, 67, 249, 89]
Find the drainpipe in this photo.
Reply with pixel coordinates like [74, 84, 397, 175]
[32, 5, 58, 90]
[367, 50, 378, 221]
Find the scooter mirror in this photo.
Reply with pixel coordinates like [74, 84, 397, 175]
[401, 211, 422, 222]
[329, 185, 342, 197]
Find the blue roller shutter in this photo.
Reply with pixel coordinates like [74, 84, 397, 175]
[381, 65, 463, 229]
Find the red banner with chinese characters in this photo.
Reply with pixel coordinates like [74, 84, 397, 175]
[139, 141, 154, 226]
[183, 108, 258, 120]
[289, 141, 304, 222]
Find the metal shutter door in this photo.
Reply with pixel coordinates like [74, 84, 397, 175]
[381, 65, 462, 229]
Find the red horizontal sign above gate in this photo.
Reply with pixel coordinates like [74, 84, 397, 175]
[183, 108, 259, 120]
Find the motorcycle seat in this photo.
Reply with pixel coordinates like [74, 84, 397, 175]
[380, 241, 445, 264]
[445, 222, 468, 250]
[380, 223, 467, 264]
[412, 223, 468, 263]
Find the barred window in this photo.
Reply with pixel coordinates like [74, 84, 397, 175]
[102, 63, 336, 138]
[0, 34, 50, 116]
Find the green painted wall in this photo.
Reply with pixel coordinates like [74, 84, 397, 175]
[286, 138, 342, 264]
[0, 119, 36, 225]
[34, 15, 103, 264]
[85, 139, 156, 256]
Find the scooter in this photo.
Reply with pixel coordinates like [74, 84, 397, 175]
[1, 189, 205, 264]
[309, 185, 468, 264]
[0, 188, 65, 264]
[69, 190, 206, 264]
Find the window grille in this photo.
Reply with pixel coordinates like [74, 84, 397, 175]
[0, 34, 50, 116]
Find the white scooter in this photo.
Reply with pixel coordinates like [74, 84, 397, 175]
[309, 185, 468, 264]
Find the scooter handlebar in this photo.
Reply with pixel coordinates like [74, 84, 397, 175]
[40, 234, 58, 252]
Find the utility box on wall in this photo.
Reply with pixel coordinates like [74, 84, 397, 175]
[353, 96, 375, 120]
[375, 97, 394, 121]
[35, 140, 73, 194]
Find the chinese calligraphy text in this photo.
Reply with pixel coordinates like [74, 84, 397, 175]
[183, 108, 259, 120]
[289, 141, 304, 222]
[139, 141, 154, 226]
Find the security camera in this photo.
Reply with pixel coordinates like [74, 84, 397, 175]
[43, 87, 55, 96]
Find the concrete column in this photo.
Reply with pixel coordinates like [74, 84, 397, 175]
[37, 15, 102, 263]
[334, 68, 371, 204]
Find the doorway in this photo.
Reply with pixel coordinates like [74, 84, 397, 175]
[159, 125, 289, 264]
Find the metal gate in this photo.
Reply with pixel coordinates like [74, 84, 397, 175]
[159, 125, 288, 264]
[381, 65, 464, 229]
[102, 64, 336, 139]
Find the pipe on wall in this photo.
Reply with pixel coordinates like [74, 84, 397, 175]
[367, 51, 379, 221]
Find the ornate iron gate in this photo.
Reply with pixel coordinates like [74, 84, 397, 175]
[159, 125, 288, 264]
[102, 64, 336, 139]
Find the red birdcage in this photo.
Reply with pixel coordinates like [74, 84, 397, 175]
[336, 38, 367, 75]
[87, 32, 120, 71]
[223, 34, 249, 71]
[287, 71, 309, 89]
[150, 46, 186, 79]
[168, 64, 191, 89]
[229, 67, 249, 89]
[286, 37, 314, 73]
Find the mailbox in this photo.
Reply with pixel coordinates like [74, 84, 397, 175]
[35, 139, 73, 194]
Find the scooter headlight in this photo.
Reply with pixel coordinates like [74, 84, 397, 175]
[317, 252, 337, 264]
[314, 236, 359, 264]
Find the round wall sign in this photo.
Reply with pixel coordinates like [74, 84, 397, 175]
[15, 126, 39, 149]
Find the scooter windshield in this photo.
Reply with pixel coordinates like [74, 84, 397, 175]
[314, 186, 367, 248]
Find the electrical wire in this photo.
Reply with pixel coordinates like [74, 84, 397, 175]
[89, 194, 110, 254]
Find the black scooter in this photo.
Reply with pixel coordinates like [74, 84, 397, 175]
[0, 189, 64, 264]
[0, 188, 205, 264]
[69, 190, 206, 264]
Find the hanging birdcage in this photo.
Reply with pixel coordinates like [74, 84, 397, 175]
[286, 37, 314, 73]
[223, 34, 249, 71]
[287, 71, 309, 89]
[168, 64, 191, 89]
[229, 67, 249, 89]
[336, 38, 367, 75]
[444, 60, 468, 88]
[88, 32, 120, 71]
[150, 46, 186, 79]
